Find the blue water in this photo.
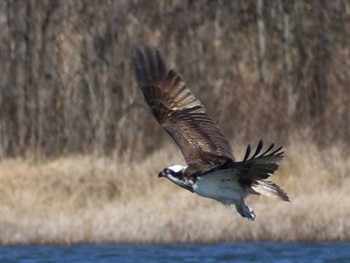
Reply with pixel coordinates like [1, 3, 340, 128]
[0, 242, 349, 262]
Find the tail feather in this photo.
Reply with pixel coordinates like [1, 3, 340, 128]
[251, 180, 290, 201]
[236, 141, 289, 202]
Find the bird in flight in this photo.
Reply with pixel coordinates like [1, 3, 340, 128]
[133, 46, 289, 221]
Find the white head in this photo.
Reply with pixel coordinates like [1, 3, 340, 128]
[158, 164, 187, 178]
[158, 164, 193, 192]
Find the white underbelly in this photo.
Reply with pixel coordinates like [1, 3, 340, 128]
[192, 169, 247, 205]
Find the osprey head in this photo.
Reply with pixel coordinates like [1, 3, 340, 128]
[158, 165, 186, 178]
[158, 164, 193, 192]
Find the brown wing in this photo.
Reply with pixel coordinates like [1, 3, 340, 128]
[236, 140, 289, 201]
[133, 47, 234, 173]
[238, 140, 284, 180]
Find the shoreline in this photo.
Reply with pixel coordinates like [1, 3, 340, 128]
[0, 140, 349, 244]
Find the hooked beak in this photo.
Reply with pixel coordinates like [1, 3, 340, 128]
[158, 171, 164, 178]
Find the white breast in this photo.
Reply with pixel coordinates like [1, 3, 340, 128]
[192, 169, 247, 205]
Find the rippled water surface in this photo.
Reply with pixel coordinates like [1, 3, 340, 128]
[1, 242, 350, 262]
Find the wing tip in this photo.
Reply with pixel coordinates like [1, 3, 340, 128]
[133, 45, 167, 86]
[243, 140, 284, 162]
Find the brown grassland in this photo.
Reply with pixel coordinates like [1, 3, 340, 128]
[0, 1, 349, 244]
[0, 136, 349, 244]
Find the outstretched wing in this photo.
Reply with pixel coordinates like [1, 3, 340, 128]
[236, 140, 289, 201]
[133, 47, 234, 171]
[238, 140, 284, 180]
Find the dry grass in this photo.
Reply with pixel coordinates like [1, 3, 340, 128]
[0, 138, 349, 244]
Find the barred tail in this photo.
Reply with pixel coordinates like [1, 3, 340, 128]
[251, 180, 290, 201]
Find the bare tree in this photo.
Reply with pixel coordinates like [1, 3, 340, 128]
[0, 0, 349, 159]
[257, 0, 268, 88]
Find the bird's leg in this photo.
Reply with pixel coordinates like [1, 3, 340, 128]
[232, 201, 256, 221]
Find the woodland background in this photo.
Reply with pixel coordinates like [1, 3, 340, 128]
[0, 0, 349, 159]
[0, 0, 350, 244]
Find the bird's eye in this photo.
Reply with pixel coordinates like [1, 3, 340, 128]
[165, 168, 170, 174]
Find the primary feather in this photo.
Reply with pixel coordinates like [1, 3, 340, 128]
[133, 46, 289, 221]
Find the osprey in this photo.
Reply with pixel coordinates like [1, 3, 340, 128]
[133, 47, 289, 221]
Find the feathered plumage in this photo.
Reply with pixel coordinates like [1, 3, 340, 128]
[133, 46, 289, 221]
